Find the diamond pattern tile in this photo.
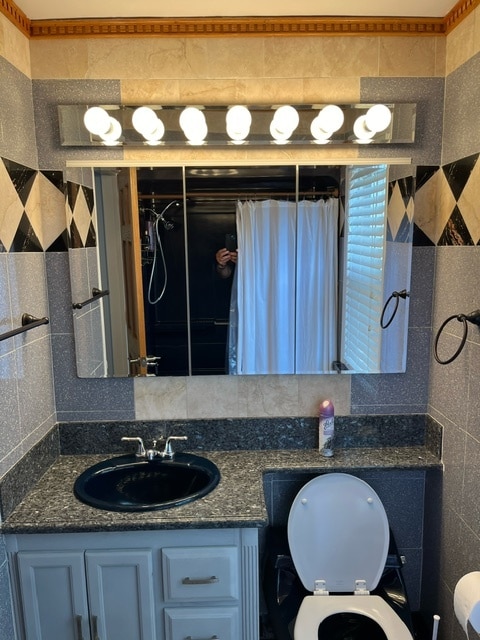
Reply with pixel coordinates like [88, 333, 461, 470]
[438, 205, 474, 246]
[71, 187, 94, 248]
[457, 157, 480, 244]
[0, 159, 26, 252]
[443, 154, 478, 201]
[24, 172, 67, 251]
[387, 182, 410, 241]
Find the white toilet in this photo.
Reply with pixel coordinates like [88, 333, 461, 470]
[287, 473, 414, 640]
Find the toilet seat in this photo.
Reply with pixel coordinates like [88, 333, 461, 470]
[287, 474, 414, 640]
[287, 473, 390, 593]
[294, 595, 413, 640]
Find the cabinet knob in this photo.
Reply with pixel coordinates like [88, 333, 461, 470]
[185, 636, 219, 640]
[181, 575, 219, 585]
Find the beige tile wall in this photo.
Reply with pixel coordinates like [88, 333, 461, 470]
[0, 13, 30, 77]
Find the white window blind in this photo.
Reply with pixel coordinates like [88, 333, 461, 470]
[341, 164, 388, 372]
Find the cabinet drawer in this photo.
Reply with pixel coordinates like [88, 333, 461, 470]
[162, 546, 239, 602]
[164, 606, 239, 640]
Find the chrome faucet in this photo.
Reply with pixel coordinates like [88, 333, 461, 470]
[121, 435, 188, 460]
[121, 436, 146, 458]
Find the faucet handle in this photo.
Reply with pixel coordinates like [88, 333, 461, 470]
[164, 435, 188, 459]
[121, 436, 146, 458]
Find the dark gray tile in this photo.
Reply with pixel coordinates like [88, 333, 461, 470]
[462, 433, 480, 536]
[409, 246, 435, 329]
[32, 80, 123, 171]
[441, 417, 466, 515]
[360, 77, 444, 166]
[466, 341, 480, 440]
[51, 332, 134, 416]
[351, 327, 430, 411]
[443, 52, 480, 166]
[432, 246, 480, 344]
[45, 252, 74, 334]
[0, 58, 37, 169]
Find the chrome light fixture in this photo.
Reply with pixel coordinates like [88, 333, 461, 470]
[59, 102, 416, 147]
[83, 106, 122, 144]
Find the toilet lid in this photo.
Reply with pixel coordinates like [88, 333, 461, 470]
[287, 473, 389, 593]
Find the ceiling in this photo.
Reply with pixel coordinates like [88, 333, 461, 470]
[13, 0, 460, 21]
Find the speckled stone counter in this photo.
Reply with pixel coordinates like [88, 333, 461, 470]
[2, 446, 441, 535]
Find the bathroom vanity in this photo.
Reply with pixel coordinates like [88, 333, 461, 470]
[8, 528, 258, 640]
[3, 431, 442, 640]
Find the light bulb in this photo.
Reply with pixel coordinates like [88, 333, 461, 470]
[99, 117, 122, 142]
[353, 115, 376, 140]
[179, 107, 207, 143]
[83, 107, 111, 136]
[226, 105, 251, 141]
[317, 105, 344, 134]
[271, 105, 299, 139]
[365, 104, 392, 133]
[310, 116, 332, 141]
[143, 119, 165, 142]
[270, 120, 290, 142]
[132, 107, 158, 136]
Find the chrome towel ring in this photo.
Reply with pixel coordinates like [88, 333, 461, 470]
[434, 309, 480, 365]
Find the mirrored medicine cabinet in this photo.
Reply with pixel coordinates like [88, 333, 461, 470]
[67, 162, 415, 378]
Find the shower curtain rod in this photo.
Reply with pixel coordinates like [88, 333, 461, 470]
[138, 189, 339, 201]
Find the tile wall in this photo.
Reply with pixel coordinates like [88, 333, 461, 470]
[421, 8, 480, 635]
[1, 4, 480, 638]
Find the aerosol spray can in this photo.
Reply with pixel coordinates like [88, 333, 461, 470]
[319, 399, 335, 457]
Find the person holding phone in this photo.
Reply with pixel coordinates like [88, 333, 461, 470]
[215, 234, 237, 278]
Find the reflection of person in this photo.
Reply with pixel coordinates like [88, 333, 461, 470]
[215, 247, 237, 278]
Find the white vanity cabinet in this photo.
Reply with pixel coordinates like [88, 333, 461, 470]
[7, 528, 259, 640]
[16, 548, 155, 640]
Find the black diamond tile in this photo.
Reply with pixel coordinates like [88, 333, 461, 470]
[398, 176, 415, 207]
[85, 222, 97, 247]
[415, 166, 439, 191]
[438, 206, 474, 246]
[395, 214, 413, 243]
[67, 181, 81, 212]
[388, 181, 395, 203]
[413, 224, 435, 247]
[41, 170, 65, 194]
[82, 185, 95, 215]
[442, 153, 479, 201]
[46, 230, 69, 252]
[69, 219, 84, 249]
[386, 221, 393, 242]
[11, 212, 42, 252]
[3, 158, 37, 205]
[0, 240, 6, 252]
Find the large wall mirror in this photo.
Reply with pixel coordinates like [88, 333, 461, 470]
[66, 162, 415, 378]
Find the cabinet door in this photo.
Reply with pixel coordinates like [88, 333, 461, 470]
[85, 549, 156, 640]
[17, 551, 89, 640]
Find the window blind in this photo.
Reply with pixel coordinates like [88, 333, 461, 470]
[341, 164, 388, 372]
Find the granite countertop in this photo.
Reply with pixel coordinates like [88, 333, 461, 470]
[2, 447, 441, 535]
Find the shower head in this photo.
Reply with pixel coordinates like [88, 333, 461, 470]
[157, 200, 181, 231]
[158, 212, 175, 231]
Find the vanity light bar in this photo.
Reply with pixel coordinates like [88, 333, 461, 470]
[58, 103, 416, 147]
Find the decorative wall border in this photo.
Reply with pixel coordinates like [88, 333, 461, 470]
[1, 0, 479, 40]
[29, 17, 445, 39]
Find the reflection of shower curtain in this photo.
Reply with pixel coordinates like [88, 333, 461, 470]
[228, 198, 338, 374]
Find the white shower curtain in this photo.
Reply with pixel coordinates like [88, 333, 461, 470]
[228, 198, 338, 374]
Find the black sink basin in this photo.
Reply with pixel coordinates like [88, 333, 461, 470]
[74, 453, 220, 512]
